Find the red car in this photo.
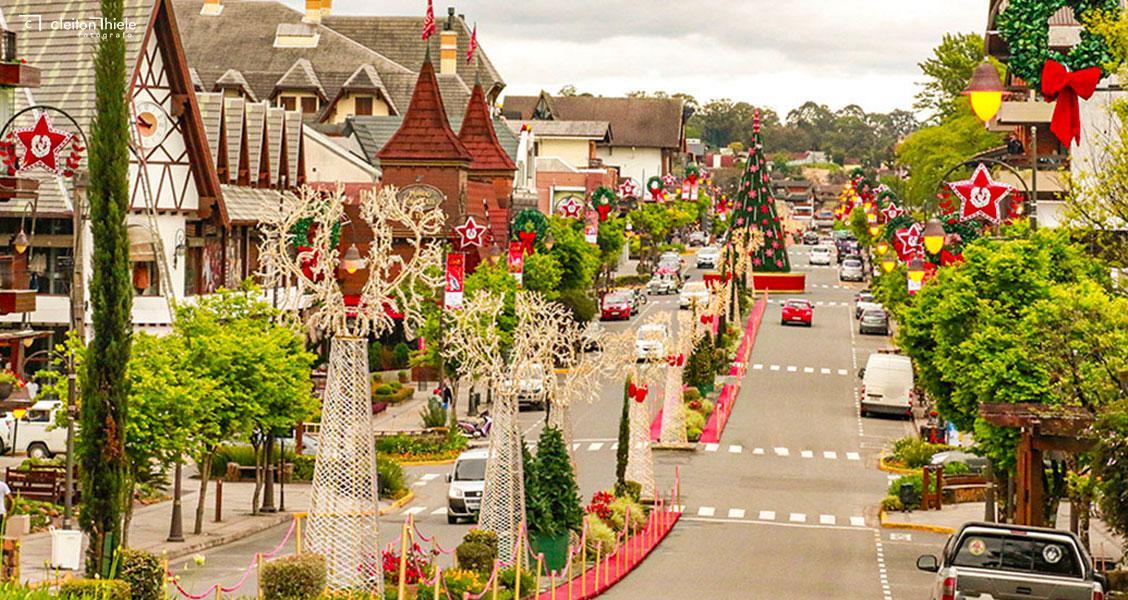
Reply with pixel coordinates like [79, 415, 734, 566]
[600, 291, 633, 321]
[780, 299, 813, 327]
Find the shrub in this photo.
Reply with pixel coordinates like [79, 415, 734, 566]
[880, 495, 904, 512]
[393, 343, 412, 369]
[118, 548, 163, 600]
[683, 387, 701, 402]
[455, 541, 495, 574]
[1106, 569, 1128, 592]
[698, 399, 715, 416]
[586, 490, 614, 521]
[887, 474, 923, 510]
[687, 426, 702, 442]
[419, 397, 447, 429]
[583, 514, 616, 555]
[261, 553, 326, 600]
[556, 288, 597, 323]
[398, 370, 410, 384]
[498, 566, 535, 596]
[371, 373, 382, 384]
[607, 496, 647, 532]
[292, 454, 315, 481]
[376, 431, 466, 460]
[891, 436, 951, 469]
[443, 569, 484, 599]
[388, 381, 402, 391]
[377, 456, 407, 499]
[374, 384, 394, 396]
[685, 410, 706, 432]
[463, 529, 499, 551]
[58, 580, 131, 600]
[0, 583, 55, 599]
[615, 480, 642, 502]
[943, 461, 971, 476]
[10, 496, 61, 531]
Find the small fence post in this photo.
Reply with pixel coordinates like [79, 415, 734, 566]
[294, 513, 303, 554]
[514, 537, 522, 600]
[397, 517, 411, 600]
[214, 479, 223, 523]
[256, 553, 263, 600]
[535, 553, 543, 597]
[594, 544, 601, 591]
[433, 566, 441, 600]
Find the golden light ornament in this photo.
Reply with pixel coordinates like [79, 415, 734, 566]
[876, 240, 889, 256]
[962, 61, 1005, 123]
[907, 257, 926, 284]
[881, 257, 897, 273]
[341, 243, 365, 275]
[922, 219, 946, 255]
[869, 225, 881, 237]
[13, 229, 28, 254]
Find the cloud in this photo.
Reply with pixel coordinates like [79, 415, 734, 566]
[282, 0, 985, 114]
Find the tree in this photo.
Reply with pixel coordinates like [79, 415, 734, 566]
[531, 426, 583, 536]
[615, 378, 630, 492]
[81, 0, 134, 577]
[522, 438, 549, 536]
[895, 108, 1004, 211]
[912, 33, 988, 123]
[685, 335, 715, 392]
[735, 120, 790, 273]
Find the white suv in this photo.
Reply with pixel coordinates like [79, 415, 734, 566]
[809, 246, 833, 266]
[446, 448, 488, 524]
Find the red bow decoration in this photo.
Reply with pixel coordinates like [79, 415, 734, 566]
[595, 203, 612, 222]
[628, 383, 649, 403]
[517, 230, 537, 255]
[666, 354, 685, 368]
[700, 314, 714, 325]
[939, 250, 964, 267]
[297, 246, 325, 282]
[1041, 60, 1102, 147]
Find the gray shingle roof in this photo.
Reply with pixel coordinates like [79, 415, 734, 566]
[274, 58, 326, 100]
[502, 94, 685, 149]
[347, 114, 517, 169]
[215, 68, 257, 101]
[510, 120, 611, 140]
[220, 184, 283, 225]
[334, 63, 396, 115]
[381, 71, 469, 123]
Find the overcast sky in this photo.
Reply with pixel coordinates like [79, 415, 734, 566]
[283, 1, 985, 115]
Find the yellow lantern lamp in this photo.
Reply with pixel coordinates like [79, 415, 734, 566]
[868, 225, 881, 237]
[907, 257, 926, 284]
[922, 219, 946, 255]
[876, 240, 889, 256]
[13, 229, 29, 254]
[962, 61, 1005, 123]
[881, 257, 897, 273]
[342, 244, 365, 275]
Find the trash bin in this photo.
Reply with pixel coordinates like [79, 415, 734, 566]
[899, 482, 917, 513]
[50, 528, 82, 570]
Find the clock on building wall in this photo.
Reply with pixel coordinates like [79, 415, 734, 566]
[133, 100, 172, 149]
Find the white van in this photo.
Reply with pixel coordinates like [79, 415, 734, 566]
[9, 400, 67, 458]
[858, 353, 915, 419]
[446, 447, 488, 524]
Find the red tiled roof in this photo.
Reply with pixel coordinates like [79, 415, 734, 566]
[459, 82, 517, 172]
[377, 57, 471, 163]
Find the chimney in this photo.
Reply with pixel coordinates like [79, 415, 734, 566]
[303, 0, 321, 23]
[201, 0, 223, 16]
[439, 7, 458, 75]
[320, 0, 332, 17]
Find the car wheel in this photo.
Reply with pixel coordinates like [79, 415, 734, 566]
[860, 408, 868, 418]
[447, 514, 458, 525]
[27, 442, 51, 459]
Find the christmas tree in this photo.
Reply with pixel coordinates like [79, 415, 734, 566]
[733, 111, 790, 273]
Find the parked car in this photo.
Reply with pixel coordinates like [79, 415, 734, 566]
[647, 274, 678, 295]
[809, 246, 833, 266]
[929, 450, 988, 474]
[858, 307, 889, 335]
[7, 400, 67, 458]
[600, 291, 633, 321]
[679, 281, 710, 309]
[695, 246, 720, 269]
[854, 290, 877, 317]
[635, 323, 668, 362]
[839, 257, 865, 281]
[858, 353, 914, 418]
[802, 231, 820, 245]
[688, 231, 708, 247]
[780, 299, 813, 327]
[917, 522, 1105, 600]
[513, 362, 546, 411]
[447, 448, 488, 524]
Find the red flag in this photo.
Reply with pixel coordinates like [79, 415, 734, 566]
[466, 23, 478, 64]
[421, 0, 436, 40]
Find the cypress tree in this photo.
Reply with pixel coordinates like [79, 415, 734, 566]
[81, 0, 133, 577]
[533, 426, 583, 535]
[615, 376, 630, 491]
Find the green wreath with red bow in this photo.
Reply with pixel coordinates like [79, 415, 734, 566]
[590, 186, 618, 222]
[512, 208, 548, 254]
[646, 176, 664, 201]
[684, 164, 701, 186]
[998, 0, 1119, 144]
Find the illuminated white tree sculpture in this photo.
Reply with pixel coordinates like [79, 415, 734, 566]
[259, 185, 444, 592]
[660, 307, 705, 446]
[626, 313, 670, 501]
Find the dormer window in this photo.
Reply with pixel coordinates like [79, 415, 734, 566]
[301, 97, 318, 114]
[273, 23, 320, 49]
[355, 96, 373, 116]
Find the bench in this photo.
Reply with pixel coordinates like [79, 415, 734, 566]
[4, 465, 75, 504]
[224, 462, 294, 483]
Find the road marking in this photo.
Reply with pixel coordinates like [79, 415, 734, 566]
[727, 508, 745, 519]
[846, 452, 861, 461]
[704, 443, 719, 452]
[697, 506, 715, 517]
[571, 443, 580, 451]
[682, 516, 877, 533]
[431, 508, 447, 515]
[803, 367, 814, 373]
[611, 442, 619, 450]
[837, 369, 849, 376]
[890, 533, 912, 541]
[752, 447, 764, 455]
[758, 510, 775, 521]
[789, 513, 806, 523]
[821, 368, 831, 374]
[412, 481, 428, 487]
[823, 451, 838, 460]
[404, 507, 426, 516]
[820, 515, 836, 525]
[728, 445, 743, 454]
[770, 365, 781, 371]
[753, 363, 763, 370]
[774, 447, 789, 456]
[420, 473, 439, 481]
[786, 366, 798, 372]
[588, 442, 604, 451]
[851, 516, 866, 527]
[800, 450, 813, 458]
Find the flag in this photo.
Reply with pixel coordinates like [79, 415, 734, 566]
[466, 23, 478, 64]
[421, 0, 436, 40]
[444, 253, 465, 310]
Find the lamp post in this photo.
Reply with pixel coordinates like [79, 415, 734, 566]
[922, 219, 946, 256]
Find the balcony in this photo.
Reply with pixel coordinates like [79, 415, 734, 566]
[0, 30, 40, 88]
[0, 254, 37, 315]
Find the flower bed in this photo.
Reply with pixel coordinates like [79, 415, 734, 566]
[682, 387, 714, 442]
[375, 429, 467, 464]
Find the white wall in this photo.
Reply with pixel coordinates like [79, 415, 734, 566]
[538, 138, 591, 169]
[306, 129, 380, 184]
[1069, 82, 1127, 230]
[595, 146, 663, 187]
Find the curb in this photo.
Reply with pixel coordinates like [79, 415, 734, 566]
[161, 512, 294, 561]
[652, 443, 697, 451]
[379, 491, 416, 516]
[396, 457, 457, 467]
[878, 509, 956, 535]
[877, 452, 917, 475]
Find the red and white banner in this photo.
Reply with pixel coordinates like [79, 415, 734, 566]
[584, 210, 599, 245]
[508, 241, 525, 287]
[444, 252, 465, 310]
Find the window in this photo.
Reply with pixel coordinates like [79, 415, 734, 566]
[132, 261, 161, 296]
[952, 534, 1082, 578]
[280, 96, 296, 111]
[301, 96, 318, 114]
[28, 247, 72, 296]
[354, 96, 373, 116]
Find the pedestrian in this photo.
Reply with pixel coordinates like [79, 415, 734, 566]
[0, 476, 10, 518]
[440, 379, 453, 411]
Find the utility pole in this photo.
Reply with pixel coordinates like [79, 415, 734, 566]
[63, 186, 85, 530]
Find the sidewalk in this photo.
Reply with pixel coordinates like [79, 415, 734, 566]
[881, 502, 1125, 561]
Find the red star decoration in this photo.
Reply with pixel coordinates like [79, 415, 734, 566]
[557, 197, 584, 218]
[15, 112, 73, 175]
[894, 223, 923, 257]
[947, 164, 1012, 224]
[881, 202, 905, 221]
[454, 216, 488, 248]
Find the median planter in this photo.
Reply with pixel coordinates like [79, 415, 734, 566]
[530, 532, 570, 572]
[752, 272, 806, 293]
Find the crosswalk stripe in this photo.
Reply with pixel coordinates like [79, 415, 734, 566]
[588, 442, 604, 451]
[786, 366, 798, 372]
[697, 506, 715, 517]
[728, 445, 743, 454]
[789, 513, 806, 523]
[846, 452, 861, 461]
[850, 516, 866, 527]
[821, 368, 831, 375]
[800, 450, 813, 458]
[820, 515, 836, 525]
[431, 508, 447, 516]
[803, 367, 814, 374]
[420, 473, 439, 481]
[770, 365, 781, 371]
[753, 363, 763, 370]
[774, 447, 789, 456]
[759, 510, 775, 521]
[824, 451, 838, 460]
[728, 508, 745, 519]
[837, 369, 849, 376]
[704, 443, 719, 452]
[611, 442, 619, 450]
[752, 447, 764, 455]
[572, 443, 580, 451]
[404, 507, 426, 516]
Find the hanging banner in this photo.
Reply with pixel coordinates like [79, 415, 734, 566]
[444, 252, 465, 310]
[507, 241, 525, 288]
[584, 209, 599, 245]
[907, 276, 922, 296]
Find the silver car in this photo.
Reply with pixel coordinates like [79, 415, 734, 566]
[858, 308, 889, 335]
[839, 258, 865, 282]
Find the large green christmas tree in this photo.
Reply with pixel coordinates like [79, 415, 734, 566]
[733, 112, 790, 273]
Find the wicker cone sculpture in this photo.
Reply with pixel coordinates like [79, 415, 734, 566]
[660, 309, 704, 445]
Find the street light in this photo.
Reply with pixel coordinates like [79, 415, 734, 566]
[907, 257, 926, 284]
[543, 232, 556, 252]
[12, 229, 28, 254]
[881, 256, 897, 273]
[962, 61, 1005, 123]
[342, 243, 365, 275]
[922, 220, 946, 255]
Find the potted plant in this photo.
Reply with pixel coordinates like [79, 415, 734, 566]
[527, 427, 582, 571]
[0, 371, 22, 400]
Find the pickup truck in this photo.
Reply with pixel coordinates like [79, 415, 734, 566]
[917, 522, 1106, 600]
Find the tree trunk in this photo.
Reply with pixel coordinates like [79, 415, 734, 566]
[122, 481, 135, 548]
[193, 453, 213, 535]
[251, 439, 263, 515]
[1079, 495, 1092, 551]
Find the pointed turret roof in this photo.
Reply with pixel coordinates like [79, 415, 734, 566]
[459, 80, 516, 172]
[377, 53, 471, 163]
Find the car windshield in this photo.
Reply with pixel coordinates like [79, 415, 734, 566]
[605, 293, 631, 305]
[813, 247, 830, 254]
[454, 458, 487, 481]
[844, 260, 862, 268]
[951, 533, 1082, 578]
[785, 301, 810, 309]
[858, 294, 875, 302]
[862, 310, 886, 320]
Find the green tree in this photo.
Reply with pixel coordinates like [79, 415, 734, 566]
[615, 378, 631, 491]
[912, 33, 988, 123]
[531, 426, 583, 536]
[895, 108, 1004, 211]
[81, 0, 133, 576]
[523, 252, 563, 298]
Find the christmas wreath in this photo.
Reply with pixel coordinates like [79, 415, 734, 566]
[646, 176, 664, 201]
[512, 208, 548, 254]
[997, 0, 1118, 89]
[882, 214, 917, 242]
[684, 164, 701, 185]
[290, 217, 341, 248]
[590, 186, 618, 222]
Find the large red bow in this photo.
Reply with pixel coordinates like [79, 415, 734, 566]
[1041, 60, 1102, 147]
[666, 354, 685, 368]
[628, 383, 649, 403]
[595, 203, 612, 222]
[517, 230, 537, 255]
